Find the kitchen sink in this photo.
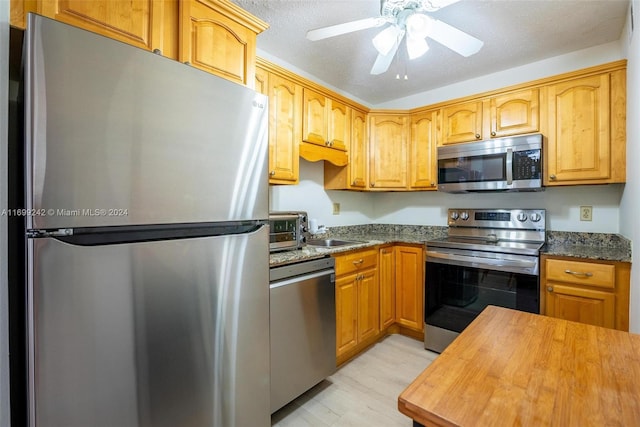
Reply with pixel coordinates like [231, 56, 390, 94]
[306, 238, 365, 247]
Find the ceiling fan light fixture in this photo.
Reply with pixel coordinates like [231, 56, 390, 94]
[372, 25, 403, 55]
[406, 35, 430, 59]
[406, 12, 432, 38]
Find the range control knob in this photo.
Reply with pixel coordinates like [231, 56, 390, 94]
[450, 211, 459, 221]
[460, 211, 469, 220]
[517, 212, 528, 222]
[530, 213, 542, 222]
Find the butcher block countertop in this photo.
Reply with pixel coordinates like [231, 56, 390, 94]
[398, 306, 640, 427]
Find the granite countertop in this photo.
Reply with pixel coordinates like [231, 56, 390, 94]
[542, 230, 632, 263]
[269, 225, 632, 267]
[269, 225, 448, 267]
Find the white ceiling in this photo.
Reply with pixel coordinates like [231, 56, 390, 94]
[232, 0, 629, 105]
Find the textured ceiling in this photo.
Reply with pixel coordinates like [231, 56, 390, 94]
[232, 0, 629, 105]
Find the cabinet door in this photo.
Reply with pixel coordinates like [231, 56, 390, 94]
[440, 101, 483, 145]
[489, 88, 539, 138]
[395, 246, 424, 332]
[302, 88, 328, 146]
[180, 0, 263, 87]
[378, 247, 395, 330]
[336, 275, 358, 357]
[254, 66, 268, 95]
[357, 269, 380, 343]
[545, 283, 615, 328]
[410, 110, 438, 189]
[328, 100, 348, 151]
[546, 74, 610, 184]
[369, 114, 409, 189]
[349, 109, 368, 188]
[267, 74, 301, 184]
[40, 0, 171, 55]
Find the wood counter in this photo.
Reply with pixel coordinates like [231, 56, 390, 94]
[398, 306, 640, 426]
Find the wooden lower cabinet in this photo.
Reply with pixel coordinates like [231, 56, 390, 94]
[394, 245, 424, 333]
[333, 248, 379, 364]
[378, 245, 395, 330]
[541, 255, 630, 331]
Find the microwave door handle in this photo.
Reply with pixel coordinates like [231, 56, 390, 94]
[506, 148, 513, 185]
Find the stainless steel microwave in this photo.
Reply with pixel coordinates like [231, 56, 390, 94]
[437, 134, 543, 193]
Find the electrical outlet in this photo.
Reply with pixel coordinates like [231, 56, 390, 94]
[332, 202, 340, 215]
[580, 206, 592, 221]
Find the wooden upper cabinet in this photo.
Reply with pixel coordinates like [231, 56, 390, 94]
[544, 71, 625, 185]
[440, 100, 483, 145]
[410, 110, 438, 189]
[488, 88, 539, 138]
[441, 89, 539, 145]
[369, 114, 409, 190]
[324, 108, 367, 190]
[266, 73, 302, 184]
[254, 65, 268, 95]
[179, 0, 267, 87]
[33, 0, 178, 58]
[349, 109, 368, 188]
[302, 88, 348, 151]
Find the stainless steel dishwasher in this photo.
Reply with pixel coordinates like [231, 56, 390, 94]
[269, 257, 336, 413]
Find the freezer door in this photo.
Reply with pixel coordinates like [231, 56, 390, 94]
[27, 226, 269, 427]
[25, 15, 268, 229]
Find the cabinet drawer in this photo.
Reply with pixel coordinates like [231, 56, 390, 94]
[545, 259, 615, 289]
[334, 249, 378, 276]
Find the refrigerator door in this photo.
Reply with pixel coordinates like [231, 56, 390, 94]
[25, 15, 268, 230]
[27, 226, 270, 427]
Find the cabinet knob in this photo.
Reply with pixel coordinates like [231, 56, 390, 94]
[353, 259, 364, 265]
[184, 61, 191, 66]
[547, 286, 554, 292]
[352, 180, 357, 185]
[430, 182, 435, 187]
[370, 182, 376, 187]
[491, 131, 496, 137]
[475, 134, 481, 139]
[152, 48, 162, 55]
[550, 174, 557, 180]
[269, 170, 276, 176]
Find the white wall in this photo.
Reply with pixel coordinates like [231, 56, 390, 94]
[620, 0, 639, 333]
[270, 160, 375, 227]
[374, 185, 624, 232]
[1, 0, 10, 424]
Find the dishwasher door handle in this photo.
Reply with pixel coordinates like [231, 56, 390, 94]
[269, 269, 335, 289]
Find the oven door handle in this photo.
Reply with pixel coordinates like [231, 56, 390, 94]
[426, 250, 537, 270]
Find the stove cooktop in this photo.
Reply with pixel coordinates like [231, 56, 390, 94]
[426, 236, 545, 256]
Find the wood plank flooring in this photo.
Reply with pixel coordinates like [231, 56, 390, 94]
[272, 334, 439, 427]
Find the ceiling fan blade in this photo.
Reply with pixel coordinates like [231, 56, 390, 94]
[427, 18, 483, 57]
[306, 17, 386, 41]
[421, 0, 461, 12]
[370, 34, 402, 75]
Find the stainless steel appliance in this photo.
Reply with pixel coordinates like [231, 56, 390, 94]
[269, 257, 336, 413]
[424, 208, 545, 353]
[437, 133, 542, 193]
[269, 211, 308, 252]
[14, 15, 270, 427]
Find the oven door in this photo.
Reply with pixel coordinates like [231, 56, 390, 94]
[424, 248, 539, 352]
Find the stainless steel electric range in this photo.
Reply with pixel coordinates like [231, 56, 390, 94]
[424, 208, 546, 353]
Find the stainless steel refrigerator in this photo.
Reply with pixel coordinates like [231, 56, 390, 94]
[19, 14, 270, 427]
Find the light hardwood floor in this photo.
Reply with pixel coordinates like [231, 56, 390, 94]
[272, 334, 439, 427]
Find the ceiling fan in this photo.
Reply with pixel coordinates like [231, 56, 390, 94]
[306, 0, 483, 75]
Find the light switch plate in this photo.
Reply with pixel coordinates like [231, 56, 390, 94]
[332, 202, 340, 215]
